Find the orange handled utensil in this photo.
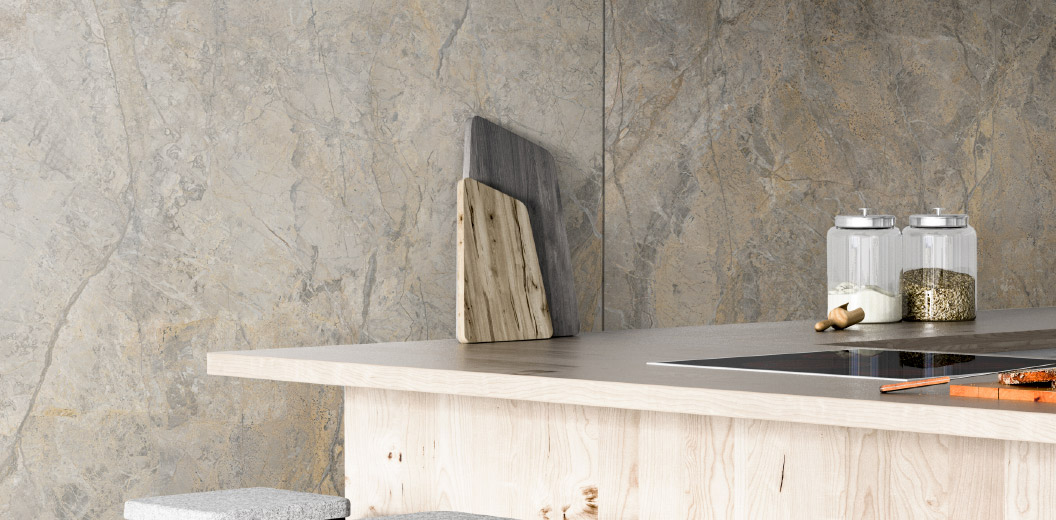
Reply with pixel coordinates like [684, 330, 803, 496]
[880, 377, 951, 393]
[880, 363, 1056, 393]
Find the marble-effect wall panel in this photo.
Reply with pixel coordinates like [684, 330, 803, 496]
[4, 0, 1056, 516]
[605, 0, 1056, 329]
[0, 0, 601, 517]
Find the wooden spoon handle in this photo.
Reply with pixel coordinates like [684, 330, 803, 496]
[880, 376, 952, 393]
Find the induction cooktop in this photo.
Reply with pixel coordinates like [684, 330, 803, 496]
[649, 349, 1056, 380]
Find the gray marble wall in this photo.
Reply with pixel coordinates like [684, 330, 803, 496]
[605, 0, 1056, 329]
[0, 0, 601, 517]
[4, 0, 1056, 517]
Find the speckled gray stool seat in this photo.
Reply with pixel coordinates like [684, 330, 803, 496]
[369, 514, 513, 520]
[124, 487, 350, 520]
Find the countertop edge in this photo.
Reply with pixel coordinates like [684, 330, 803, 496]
[207, 350, 1056, 444]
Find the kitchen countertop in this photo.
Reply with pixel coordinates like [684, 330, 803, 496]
[207, 307, 1056, 443]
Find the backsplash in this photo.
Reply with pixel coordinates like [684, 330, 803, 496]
[3, 0, 1055, 517]
[604, 0, 1056, 329]
[0, 0, 600, 517]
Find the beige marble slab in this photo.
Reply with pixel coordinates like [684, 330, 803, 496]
[0, 1, 602, 517]
[604, 0, 1056, 329]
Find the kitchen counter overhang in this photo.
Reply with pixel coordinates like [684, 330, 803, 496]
[207, 307, 1056, 444]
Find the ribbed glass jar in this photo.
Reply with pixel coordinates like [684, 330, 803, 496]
[826, 209, 902, 323]
[901, 208, 977, 321]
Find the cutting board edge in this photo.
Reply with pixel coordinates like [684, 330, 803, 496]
[462, 115, 579, 337]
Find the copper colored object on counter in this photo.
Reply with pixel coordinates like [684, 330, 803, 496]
[880, 362, 1056, 394]
[951, 382, 1056, 403]
[879, 376, 951, 393]
[998, 367, 1056, 385]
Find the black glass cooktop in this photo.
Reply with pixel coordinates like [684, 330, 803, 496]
[650, 349, 1055, 380]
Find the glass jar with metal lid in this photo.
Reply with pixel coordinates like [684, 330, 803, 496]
[827, 209, 902, 323]
[901, 208, 977, 321]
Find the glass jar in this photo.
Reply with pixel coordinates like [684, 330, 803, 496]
[901, 208, 977, 321]
[827, 209, 902, 323]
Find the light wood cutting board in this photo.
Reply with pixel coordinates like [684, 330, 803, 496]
[457, 178, 553, 343]
[463, 116, 578, 336]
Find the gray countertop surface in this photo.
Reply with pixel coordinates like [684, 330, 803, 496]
[208, 307, 1056, 441]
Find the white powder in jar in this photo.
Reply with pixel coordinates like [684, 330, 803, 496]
[827, 283, 902, 323]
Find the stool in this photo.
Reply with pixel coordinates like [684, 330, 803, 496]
[124, 487, 350, 520]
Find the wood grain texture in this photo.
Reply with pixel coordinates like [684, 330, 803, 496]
[1005, 441, 1056, 519]
[464, 116, 578, 337]
[950, 383, 1002, 400]
[345, 387, 598, 519]
[951, 383, 1056, 403]
[457, 178, 553, 343]
[999, 366, 1056, 385]
[343, 388, 1056, 519]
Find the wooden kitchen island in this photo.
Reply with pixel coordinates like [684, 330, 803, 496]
[208, 308, 1056, 519]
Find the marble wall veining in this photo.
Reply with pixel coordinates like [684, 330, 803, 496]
[605, 0, 1056, 329]
[4, 0, 1056, 517]
[0, 0, 601, 517]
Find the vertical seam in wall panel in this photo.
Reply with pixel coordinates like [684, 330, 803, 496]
[600, 0, 606, 332]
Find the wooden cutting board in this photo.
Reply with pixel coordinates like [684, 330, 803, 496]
[950, 382, 1056, 403]
[456, 178, 553, 344]
[463, 116, 578, 337]
[999, 366, 1056, 385]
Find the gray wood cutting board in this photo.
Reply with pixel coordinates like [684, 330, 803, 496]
[463, 116, 579, 336]
[457, 178, 553, 343]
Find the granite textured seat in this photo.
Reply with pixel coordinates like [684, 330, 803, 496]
[124, 487, 350, 520]
[370, 514, 513, 520]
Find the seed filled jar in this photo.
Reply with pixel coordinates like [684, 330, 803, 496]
[827, 209, 902, 323]
[901, 208, 977, 321]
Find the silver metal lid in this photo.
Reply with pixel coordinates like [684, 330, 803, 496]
[834, 208, 896, 229]
[909, 208, 969, 228]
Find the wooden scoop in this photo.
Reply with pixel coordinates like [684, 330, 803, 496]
[815, 303, 866, 332]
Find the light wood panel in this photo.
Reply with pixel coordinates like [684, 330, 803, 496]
[345, 387, 598, 519]
[1004, 441, 1056, 519]
[344, 388, 1056, 519]
[597, 408, 639, 520]
[464, 116, 579, 337]
[457, 178, 553, 343]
